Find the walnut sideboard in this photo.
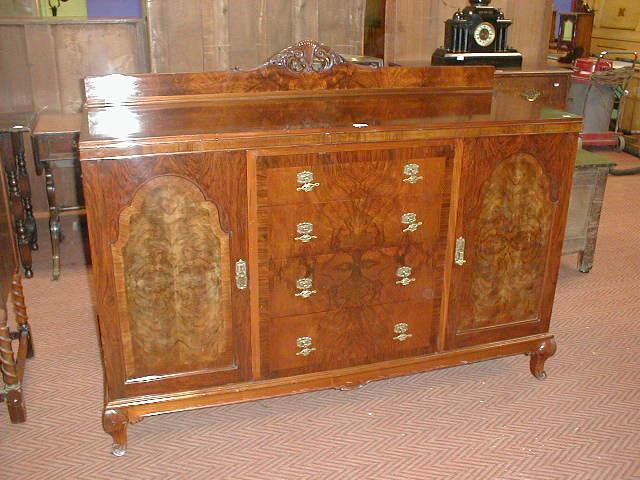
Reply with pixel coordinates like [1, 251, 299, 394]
[79, 42, 582, 455]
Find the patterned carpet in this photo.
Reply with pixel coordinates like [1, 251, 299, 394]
[1, 152, 639, 480]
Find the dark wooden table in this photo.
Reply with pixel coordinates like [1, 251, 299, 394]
[0, 161, 34, 423]
[31, 113, 83, 280]
[0, 112, 38, 278]
[562, 149, 616, 272]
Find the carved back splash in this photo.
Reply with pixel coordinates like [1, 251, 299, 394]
[112, 175, 233, 380]
[265, 40, 346, 73]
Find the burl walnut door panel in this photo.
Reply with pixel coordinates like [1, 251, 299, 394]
[446, 134, 577, 349]
[82, 151, 251, 397]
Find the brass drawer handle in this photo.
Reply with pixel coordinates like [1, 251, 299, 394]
[295, 277, 317, 298]
[395, 266, 416, 286]
[402, 212, 423, 233]
[520, 89, 542, 102]
[294, 222, 317, 243]
[296, 170, 320, 192]
[393, 323, 413, 342]
[296, 336, 316, 356]
[403, 163, 423, 184]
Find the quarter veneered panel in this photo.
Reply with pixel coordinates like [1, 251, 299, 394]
[112, 175, 234, 380]
[261, 194, 443, 260]
[264, 301, 436, 378]
[264, 244, 436, 318]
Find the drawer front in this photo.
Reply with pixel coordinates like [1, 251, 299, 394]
[37, 132, 79, 159]
[255, 143, 451, 206]
[263, 302, 437, 378]
[495, 75, 569, 109]
[260, 194, 444, 260]
[262, 245, 436, 318]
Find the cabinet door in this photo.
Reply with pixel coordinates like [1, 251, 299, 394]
[446, 134, 577, 349]
[82, 151, 251, 398]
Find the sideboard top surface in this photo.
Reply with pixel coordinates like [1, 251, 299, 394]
[80, 90, 581, 153]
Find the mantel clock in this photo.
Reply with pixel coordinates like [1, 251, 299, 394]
[432, 0, 523, 67]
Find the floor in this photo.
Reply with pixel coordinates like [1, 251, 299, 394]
[1, 152, 639, 480]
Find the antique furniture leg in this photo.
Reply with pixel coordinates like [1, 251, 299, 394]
[44, 162, 62, 280]
[577, 166, 609, 273]
[528, 337, 557, 380]
[104, 409, 129, 456]
[0, 307, 26, 423]
[11, 274, 34, 358]
[5, 166, 33, 278]
[12, 131, 38, 251]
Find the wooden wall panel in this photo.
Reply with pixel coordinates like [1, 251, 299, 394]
[0, 19, 148, 114]
[0, 0, 38, 16]
[0, 25, 33, 113]
[146, 0, 366, 72]
[385, 0, 553, 67]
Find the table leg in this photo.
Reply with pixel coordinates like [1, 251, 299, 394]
[5, 166, 33, 278]
[44, 163, 61, 280]
[12, 132, 38, 251]
[0, 306, 26, 423]
[577, 167, 609, 273]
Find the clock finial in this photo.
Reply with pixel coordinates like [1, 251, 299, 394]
[469, 0, 492, 5]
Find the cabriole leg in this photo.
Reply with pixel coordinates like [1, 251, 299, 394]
[104, 409, 129, 456]
[529, 337, 557, 380]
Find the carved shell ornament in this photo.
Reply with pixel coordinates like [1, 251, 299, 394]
[266, 40, 346, 73]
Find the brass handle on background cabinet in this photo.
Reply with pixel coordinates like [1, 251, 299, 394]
[393, 323, 413, 342]
[294, 222, 317, 243]
[295, 336, 316, 357]
[454, 237, 466, 266]
[235, 259, 248, 290]
[295, 277, 317, 298]
[520, 89, 542, 102]
[402, 212, 423, 233]
[296, 170, 320, 192]
[403, 163, 423, 184]
[395, 266, 416, 286]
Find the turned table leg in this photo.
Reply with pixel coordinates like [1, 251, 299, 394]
[12, 274, 34, 358]
[5, 166, 33, 278]
[12, 132, 38, 251]
[44, 162, 62, 280]
[529, 337, 557, 380]
[104, 409, 129, 456]
[0, 307, 26, 423]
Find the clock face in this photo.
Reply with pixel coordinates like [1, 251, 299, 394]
[473, 22, 497, 48]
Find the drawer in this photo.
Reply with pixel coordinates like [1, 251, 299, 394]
[494, 74, 569, 109]
[261, 244, 436, 318]
[35, 132, 79, 160]
[254, 143, 452, 206]
[262, 301, 437, 378]
[259, 194, 445, 260]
